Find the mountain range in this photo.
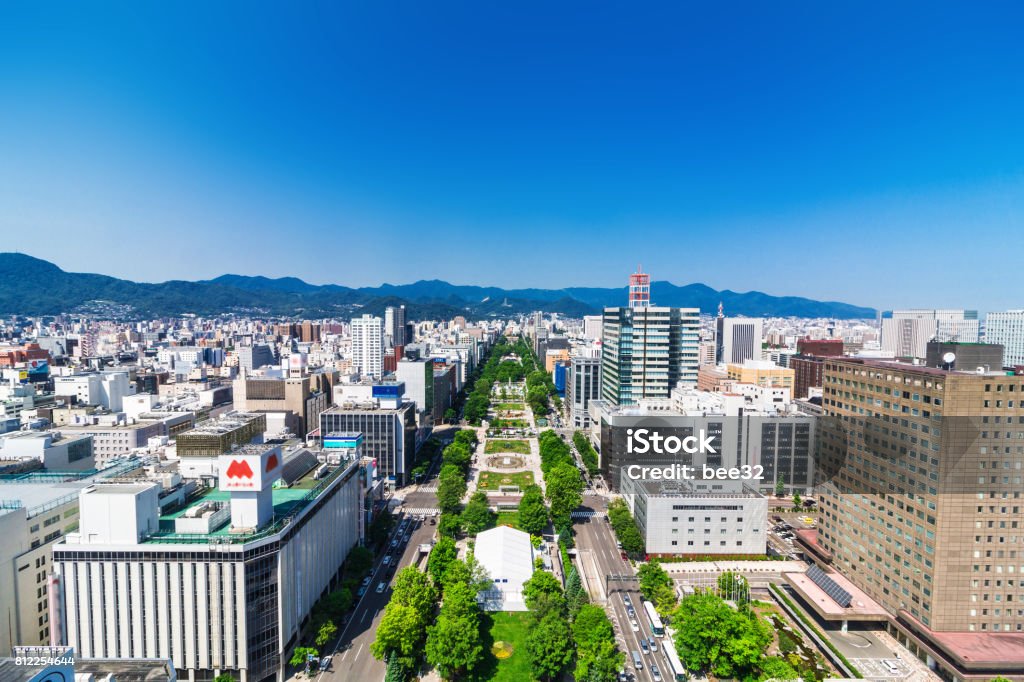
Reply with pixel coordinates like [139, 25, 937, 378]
[0, 253, 875, 319]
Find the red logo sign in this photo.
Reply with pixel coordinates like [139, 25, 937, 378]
[265, 453, 279, 472]
[226, 459, 254, 479]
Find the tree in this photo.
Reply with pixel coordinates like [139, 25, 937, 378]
[369, 513, 396, 547]
[370, 604, 424, 671]
[672, 592, 771, 679]
[564, 566, 587, 618]
[461, 491, 494, 535]
[518, 484, 549, 536]
[315, 619, 337, 647]
[289, 646, 319, 668]
[443, 442, 472, 471]
[572, 604, 614, 652]
[391, 566, 439, 618]
[428, 536, 458, 584]
[525, 612, 573, 681]
[545, 461, 583, 526]
[444, 407, 457, 424]
[775, 474, 785, 497]
[437, 464, 467, 513]
[324, 588, 353, 619]
[438, 512, 462, 537]
[426, 613, 485, 680]
[523, 570, 565, 618]
[575, 639, 624, 682]
[213, 675, 237, 682]
[454, 429, 478, 447]
[607, 499, 646, 557]
[345, 545, 375, 577]
[792, 492, 802, 510]
[638, 561, 673, 603]
[384, 655, 406, 682]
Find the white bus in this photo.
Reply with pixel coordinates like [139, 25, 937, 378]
[642, 600, 665, 637]
[662, 639, 687, 682]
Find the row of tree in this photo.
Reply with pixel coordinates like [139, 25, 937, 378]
[606, 498, 645, 557]
[537, 430, 585, 533]
[463, 338, 513, 424]
[572, 430, 600, 476]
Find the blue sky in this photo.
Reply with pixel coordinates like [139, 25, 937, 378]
[1, 2, 1023, 311]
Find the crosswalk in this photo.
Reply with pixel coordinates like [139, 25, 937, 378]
[416, 485, 439, 493]
[402, 508, 440, 516]
[571, 510, 606, 519]
[583, 489, 602, 496]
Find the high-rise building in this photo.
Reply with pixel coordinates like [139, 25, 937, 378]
[881, 310, 980, 359]
[384, 305, 407, 348]
[817, 357, 1024, 678]
[716, 316, 765, 364]
[567, 354, 602, 429]
[351, 314, 384, 378]
[321, 400, 417, 486]
[299, 320, 321, 343]
[985, 310, 1024, 367]
[237, 344, 275, 374]
[600, 306, 700, 405]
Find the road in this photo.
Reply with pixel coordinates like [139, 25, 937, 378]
[574, 496, 674, 682]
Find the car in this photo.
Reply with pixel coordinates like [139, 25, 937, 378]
[626, 606, 636, 619]
[361, 576, 372, 588]
[376, 582, 387, 593]
[620, 551, 629, 561]
[383, 555, 392, 566]
[630, 618, 640, 632]
[357, 586, 367, 597]
[390, 539, 399, 549]
[648, 637, 658, 652]
[622, 594, 632, 607]
[639, 639, 649, 655]
[403, 534, 411, 543]
[319, 655, 331, 671]
[650, 663, 663, 681]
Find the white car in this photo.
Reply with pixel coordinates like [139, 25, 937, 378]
[383, 555, 392, 566]
[630, 618, 640, 632]
[376, 582, 387, 594]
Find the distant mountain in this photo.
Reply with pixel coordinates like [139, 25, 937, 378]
[0, 253, 876, 319]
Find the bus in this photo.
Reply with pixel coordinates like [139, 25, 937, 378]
[642, 600, 664, 637]
[662, 639, 687, 682]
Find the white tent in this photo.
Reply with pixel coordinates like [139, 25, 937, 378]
[474, 525, 535, 611]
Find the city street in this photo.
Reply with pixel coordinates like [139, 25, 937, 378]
[573, 497, 675, 682]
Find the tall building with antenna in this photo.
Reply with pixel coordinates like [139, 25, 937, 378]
[628, 266, 650, 308]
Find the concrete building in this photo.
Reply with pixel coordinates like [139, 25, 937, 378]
[232, 375, 327, 438]
[0, 431, 94, 471]
[54, 371, 134, 411]
[237, 344, 275, 374]
[53, 449, 364, 682]
[320, 400, 416, 486]
[57, 413, 195, 466]
[582, 315, 603, 341]
[984, 310, 1024, 367]
[351, 315, 384, 379]
[173, 412, 266, 478]
[882, 310, 980, 359]
[475, 526, 535, 611]
[0, 457, 147, 655]
[817, 357, 1024, 679]
[716, 317, 764, 364]
[619, 478, 767, 557]
[601, 306, 700, 405]
[384, 305, 406, 348]
[396, 358, 434, 426]
[726, 360, 794, 391]
[925, 341, 1004, 373]
[567, 354, 601, 430]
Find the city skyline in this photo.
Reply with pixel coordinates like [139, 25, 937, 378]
[2, 3, 1024, 309]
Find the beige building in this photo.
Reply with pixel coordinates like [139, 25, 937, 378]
[818, 357, 1024, 680]
[726, 360, 794, 390]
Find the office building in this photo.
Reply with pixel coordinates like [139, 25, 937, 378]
[985, 310, 1024, 367]
[396, 358, 434, 426]
[882, 310, 980, 359]
[567, 354, 602, 430]
[791, 338, 845, 400]
[619, 478, 767, 557]
[582, 315, 603, 341]
[384, 306, 406, 348]
[601, 306, 700, 405]
[237, 344, 275, 374]
[54, 371, 134, 411]
[925, 341, 1004, 373]
[53, 448, 364, 682]
[320, 399, 417, 486]
[232, 375, 327, 438]
[716, 316, 765, 364]
[351, 315, 384, 379]
[726, 360, 794, 391]
[817, 357, 1024, 679]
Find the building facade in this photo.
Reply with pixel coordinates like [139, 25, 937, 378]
[351, 315, 384, 379]
[985, 310, 1024, 367]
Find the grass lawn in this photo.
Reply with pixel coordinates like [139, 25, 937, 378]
[477, 470, 535, 491]
[494, 511, 520, 529]
[492, 402, 525, 411]
[469, 612, 534, 682]
[485, 439, 531, 454]
[489, 418, 530, 429]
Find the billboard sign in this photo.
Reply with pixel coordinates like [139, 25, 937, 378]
[218, 447, 282, 491]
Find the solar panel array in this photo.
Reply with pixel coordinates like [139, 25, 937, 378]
[807, 564, 853, 608]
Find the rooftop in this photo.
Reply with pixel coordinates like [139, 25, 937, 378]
[783, 568, 889, 621]
[897, 610, 1024, 669]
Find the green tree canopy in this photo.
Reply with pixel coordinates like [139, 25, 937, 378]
[517, 484, 549, 536]
[427, 536, 458, 585]
[545, 461, 584, 526]
[525, 612, 574, 681]
[672, 592, 772, 679]
[460, 491, 495, 535]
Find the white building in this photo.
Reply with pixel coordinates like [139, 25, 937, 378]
[351, 315, 384, 379]
[53, 448, 364, 682]
[985, 310, 1024, 367]
[716, 317, 764, 364]
[54, 371, 135, 411]
[475, 526, 534, 611]
[619, 477, 768, 556]
[0, 431, 94, 471]
[881, 309, 979, 359]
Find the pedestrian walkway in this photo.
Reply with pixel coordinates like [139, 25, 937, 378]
[403, 507, 440, 516]
[571, 510, 605, 519]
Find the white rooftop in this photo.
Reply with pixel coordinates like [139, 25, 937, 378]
[474, 525, 534, 589]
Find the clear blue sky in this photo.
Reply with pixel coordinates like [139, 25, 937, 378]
[1, 2, 1023, 311]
